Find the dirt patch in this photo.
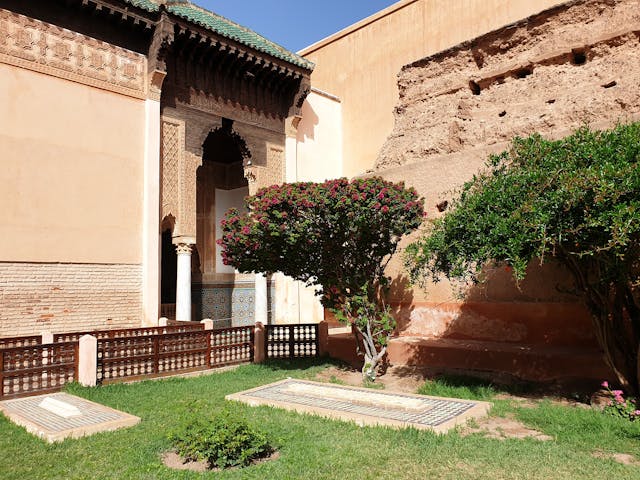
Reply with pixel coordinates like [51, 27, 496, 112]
[162, 452, 208, 472]
[315, 365, 430, 392]
[162, 450, 280, 472]
[592, 451, 640, 466]
[460, 414, 553, 441]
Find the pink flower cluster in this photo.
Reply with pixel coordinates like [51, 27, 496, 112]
[601, 380, 640, 420]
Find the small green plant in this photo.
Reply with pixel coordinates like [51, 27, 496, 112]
[600, 381, 640, 422]
[168, 409, 273, 469]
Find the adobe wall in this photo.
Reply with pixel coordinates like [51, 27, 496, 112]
[377, 0, 640, 171]
[375, 0, 640, 347]
[300, 0, 564, 178]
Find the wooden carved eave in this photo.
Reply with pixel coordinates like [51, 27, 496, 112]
[163, 19, 310, 118]
[79, 0, 156, 30]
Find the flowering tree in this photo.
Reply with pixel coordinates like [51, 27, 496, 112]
[218, 177, 424, 380]
[405, 124, 640, 394]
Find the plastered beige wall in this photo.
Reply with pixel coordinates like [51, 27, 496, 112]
[296, 89, 343, 181]
[0, 63, 146, 264]
[300, 0, 564, 177]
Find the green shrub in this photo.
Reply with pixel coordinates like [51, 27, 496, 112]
[168, 410, 273, 469]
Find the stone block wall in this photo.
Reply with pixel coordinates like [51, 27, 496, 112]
[0, 263, 141, 336]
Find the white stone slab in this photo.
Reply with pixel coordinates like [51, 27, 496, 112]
[0, 392, 140, 442]
[38, 396, 82, 418]
[284, 382, 430, 412]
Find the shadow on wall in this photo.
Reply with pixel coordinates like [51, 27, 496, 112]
[386, 259, 615, 383]
[388, 274, 415, 331]
[395, 259, 598, 348]
[297, 101, 319, 142]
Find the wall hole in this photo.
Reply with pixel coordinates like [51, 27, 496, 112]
[469, 80, 481, 95]
[602, 80, 617, 89]
[571, 50, 587, 65]
[498, 110, 507, 117]
[515, 67, 532, 79]
[546, 99, 556, 104]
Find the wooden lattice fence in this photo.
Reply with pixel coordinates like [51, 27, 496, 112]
[265, 324, 319, 359]
[53, 323, 204, 343]
[99, 330, 211, 383]
[0, 342, 78, 399]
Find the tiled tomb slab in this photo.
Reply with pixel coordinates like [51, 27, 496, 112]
[0, 392, 140, 442]
[226, 379, 491, 433]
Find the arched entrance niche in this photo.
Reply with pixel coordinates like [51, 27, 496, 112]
[193, 118, 251, 325]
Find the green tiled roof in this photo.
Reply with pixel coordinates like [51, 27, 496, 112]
[123, 0, 159, 13]
[167, 3, 313, 70]
[122, 0, 313, 70]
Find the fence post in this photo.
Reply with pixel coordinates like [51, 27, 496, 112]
[78, 335, 98, 387]
[41, 331, 54, 345]
[201, 319, 214, 330]
[201, 319, 213, 367]
[318, 321, 329, 357]
[254, 322, 265, 363]
[158, 317, 168, 327]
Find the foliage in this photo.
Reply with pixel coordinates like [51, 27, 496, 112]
[218, 177, 424, 379]
[405, 123, 640, 393]
[600, 381, 640, 422]
[168, 408, 272, 469]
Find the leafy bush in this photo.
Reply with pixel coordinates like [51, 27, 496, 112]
[405, 123, 640, 394]
[218, 177, 424, 380]
[168, 410, 273, 469]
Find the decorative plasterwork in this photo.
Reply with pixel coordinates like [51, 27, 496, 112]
[161, 116, 202, 239]
[161, 118, 183, 227]
[181, 152, 202, 237]
[257, 146, 284, 191]
[168, 85, 285, 133]
[0, 9, 147, 99]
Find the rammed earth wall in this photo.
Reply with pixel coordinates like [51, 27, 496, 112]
[372, 0, 639, 363]
[0, 263, 141, 336]
[377, 0, 640, 172]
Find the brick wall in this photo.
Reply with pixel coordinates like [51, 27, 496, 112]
[0, 262, 142, 336]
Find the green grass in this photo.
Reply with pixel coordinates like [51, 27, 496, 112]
[1, 360, 639, 479]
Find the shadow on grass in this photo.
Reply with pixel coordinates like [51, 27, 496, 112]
[261, 357, 342, 373]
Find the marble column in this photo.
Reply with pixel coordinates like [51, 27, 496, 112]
[175, 243, 193, 322]
[255, 272, 268, 325]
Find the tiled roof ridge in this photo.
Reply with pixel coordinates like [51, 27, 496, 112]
[122, 0, 313, 70]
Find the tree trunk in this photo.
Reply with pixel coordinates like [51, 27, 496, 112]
[588, 286, 640, 396]
[354, 324, 386, 382]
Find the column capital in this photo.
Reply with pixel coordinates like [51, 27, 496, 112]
[175, 243, 193, 255]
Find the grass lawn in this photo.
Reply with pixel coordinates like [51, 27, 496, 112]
[1, 359, 639, 479]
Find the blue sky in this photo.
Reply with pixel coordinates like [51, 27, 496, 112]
[198, 0, 399, 52]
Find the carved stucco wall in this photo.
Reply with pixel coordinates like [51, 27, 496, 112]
[161, 109, 286, 240]
[373, 0, 640, 345]
[0, 8, 147, 99]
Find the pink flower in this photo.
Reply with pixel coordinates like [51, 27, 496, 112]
[633, 410, 640, 416]
[615, 396, 625, 404]
[241, 226, 250, 234]
[612, 390, 624, 396]
[381, 206, 389, 213]
[601, 381, 609, 388]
